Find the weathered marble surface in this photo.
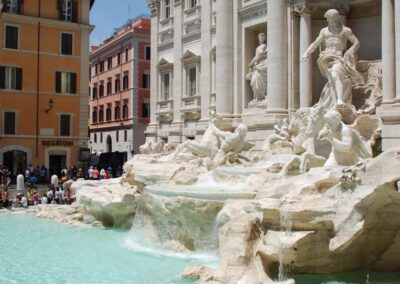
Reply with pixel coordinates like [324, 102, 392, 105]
[186, 148, 400, 283]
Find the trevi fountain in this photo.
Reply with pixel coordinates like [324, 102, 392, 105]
[2, 5, 400, 284]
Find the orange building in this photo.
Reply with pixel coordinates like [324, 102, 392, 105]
[0, 0, 95, 178]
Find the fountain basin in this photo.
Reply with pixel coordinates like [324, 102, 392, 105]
[146, 184, 256, 200]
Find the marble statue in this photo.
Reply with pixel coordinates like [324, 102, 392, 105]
[211, 123, 254, 165]
[167, 116, 222, 161]
[300, 9, 364, 109]
[246, 33, 268, 106]
[317, 110, 377, 166]
[139, 140, 165, 155]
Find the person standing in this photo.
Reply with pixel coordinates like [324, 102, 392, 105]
[92, 167, 99, 180]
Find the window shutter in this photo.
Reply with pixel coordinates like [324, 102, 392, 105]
[0, 66, 5, 89]
[70, 73, 77, 94]
[4, 112, 16, 135]
[17, 0, 22, 14]
[61, 33, 73, 55]
[57, 0, 63, 20]
[72, 0, 78, 22]
[55, 71, 61, 93]
[2, 0, 8, 12]
[16, 68, 22, 90]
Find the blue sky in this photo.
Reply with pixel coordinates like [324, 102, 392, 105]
[90, 0, 150, 46]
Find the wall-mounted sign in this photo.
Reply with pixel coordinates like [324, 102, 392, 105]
[41, 141, 74, 147]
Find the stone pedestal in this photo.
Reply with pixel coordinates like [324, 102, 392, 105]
[377, 104, 400, 150]
[16, 174, 24, 191]
[51, 175, 59, 187]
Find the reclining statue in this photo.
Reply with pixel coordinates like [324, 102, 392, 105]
[166, 116, 222, 162]
[211, 123, 254, 165]
[318, 110, 380, 166]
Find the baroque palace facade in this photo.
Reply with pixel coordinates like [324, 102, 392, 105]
[145, 0, 399, 151]
[0, 0, 94, 177]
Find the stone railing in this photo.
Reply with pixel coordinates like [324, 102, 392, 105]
[181, 95, 201, 120]
[156, 99, 173, 122]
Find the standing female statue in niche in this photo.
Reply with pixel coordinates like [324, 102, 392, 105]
[246, 32, 268, 103]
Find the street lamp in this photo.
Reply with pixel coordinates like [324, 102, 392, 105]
[45, 98, 54, 113]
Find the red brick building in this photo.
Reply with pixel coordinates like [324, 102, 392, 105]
[89, 17, 150, 164]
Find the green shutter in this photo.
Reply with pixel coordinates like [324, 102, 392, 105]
[16, 68, 22, 90]
[55, 71, 61, 93]
[70, 73, 77, 94]
[0, 66, 5, 89]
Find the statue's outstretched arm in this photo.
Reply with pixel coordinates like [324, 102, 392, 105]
[300, 30, 324, 61]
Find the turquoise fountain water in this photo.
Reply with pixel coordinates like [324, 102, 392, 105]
[0, 213, 216, 284]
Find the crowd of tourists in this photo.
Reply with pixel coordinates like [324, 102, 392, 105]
[0, 185, 76, 209]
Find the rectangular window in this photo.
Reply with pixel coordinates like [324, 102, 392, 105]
[92, 108, 97, 124]
[114, 103, 120, 120]
[106, 80, 112, 95]
[145, 46, 151, 60]
[4, 111, 16, 135]
[99, 107, 104, 122]
[107, 57, 112, 69]
[142, 102, 150, 118]
[59, 0, 77, 22]
[5, 25, 19, 49]
[93, 133, 97, 143]
[60, 114, 71, 136]
[123, 73, 129, 90]
[5, 0, 21, 14]
[95, 64, 98, 75]
[164, 0, 171, 19]
[115, 76, 120, 93]
[125, 49, 129, 62]
[142, 73, 150, 89]
[124, 130, 127, 142]
[117, 52, 121, 65]
[61, 33, 73, 55]
[162, 73, 170, 100]
[122, 101, 128, 119]
[106, 104, 112, 121]
[55, 71, 76, 94]
[99, 82, 104, 97]
[100, 133, 103, 143]
[92, 84, 97, 99]
[0, 66, 22, 90]
[116, 130, 119, 142]
[100, 61, 105, 73]
[188, 0, 197, 9]
[188, 67, 197, 96]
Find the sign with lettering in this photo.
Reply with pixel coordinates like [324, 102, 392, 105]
[41, 140, 74, 147]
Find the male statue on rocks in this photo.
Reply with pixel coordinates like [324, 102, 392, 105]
[300, 9, 364, 109]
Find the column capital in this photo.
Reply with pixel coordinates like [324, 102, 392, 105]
[291, 0, 318, 15]
[147, 0, 160, 16]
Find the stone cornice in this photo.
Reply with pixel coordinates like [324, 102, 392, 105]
[147, 0, 160, 16]
[2, 12, 94, 31]
[291, 0, 318, 15]
[239, 1, 267, 21]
